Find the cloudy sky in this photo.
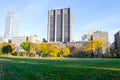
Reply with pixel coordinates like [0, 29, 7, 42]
[0, 0, 120, 43]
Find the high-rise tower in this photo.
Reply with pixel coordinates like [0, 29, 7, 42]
[48, 8, 73, 42]
[4, 10, 19, 37]
[114, 31, 120, 54]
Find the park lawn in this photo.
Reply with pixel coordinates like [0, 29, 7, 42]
[0, 56, 120, 80]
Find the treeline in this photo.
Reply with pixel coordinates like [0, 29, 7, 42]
[0, 40, 118, 58]
[0, 42, 70, 57]
[69, 40, 118, 58]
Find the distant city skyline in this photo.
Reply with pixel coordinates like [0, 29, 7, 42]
[0, 0, 120, 43]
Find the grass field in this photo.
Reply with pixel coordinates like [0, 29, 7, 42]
[0, 56, 120, 80]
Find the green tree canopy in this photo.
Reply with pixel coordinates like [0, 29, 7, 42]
[20, 41, 33, 52]
[2, 45, 12, 56]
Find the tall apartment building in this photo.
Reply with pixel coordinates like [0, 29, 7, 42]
[4, 10, 19, 37]
[48, 8, 73, 42]
[114, 31, 120, 54]
[92, 31, 109, 53]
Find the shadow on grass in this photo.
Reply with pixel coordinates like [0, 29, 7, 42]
[0, 56, 120, 80]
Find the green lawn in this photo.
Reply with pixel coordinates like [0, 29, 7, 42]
[0, 56, 120, 80]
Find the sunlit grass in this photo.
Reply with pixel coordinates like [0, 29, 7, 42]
[0, 56, 120, 80]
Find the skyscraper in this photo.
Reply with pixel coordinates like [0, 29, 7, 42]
[114, 31, 120, 55]
[48, 8, 73, 42]
[4, 10, 19, 37]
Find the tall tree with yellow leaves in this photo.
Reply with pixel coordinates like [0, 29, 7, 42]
[49, 44, 61, 57]
[40, 42, 50, 57]
[84, 40, 105, 57]
[62, 48, 70, 57]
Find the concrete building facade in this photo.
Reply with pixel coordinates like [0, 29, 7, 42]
[0, 37, 11, 43]
[11, 36, 41, 46]
[48, 8, 73, 42]
[114, 31, 120, 54]
[11, 36, 41, 52]
[92, 31, 109, 53]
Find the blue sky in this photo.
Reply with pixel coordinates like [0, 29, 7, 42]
[0, 0, 120, 43]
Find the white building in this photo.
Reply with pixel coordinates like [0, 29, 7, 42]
[27, 36, 41, 44]
[4, 10, 19, 37]
[11, 36, 27, 46]
[11, 36, 42, 52]
[11, 36, 41, 46]
[0, 37, 11, 43]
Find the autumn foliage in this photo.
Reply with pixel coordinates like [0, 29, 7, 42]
[0, 40, 108, 58]
[20, 42, 70, 57]
[84, 40, 105, 57]
[0, 42, 15, 56]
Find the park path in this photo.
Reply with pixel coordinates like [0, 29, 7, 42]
[0, 58, 4, 79]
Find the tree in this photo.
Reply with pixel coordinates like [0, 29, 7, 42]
[39, 42, 49, 57]
[29, 43, 37, 56]
[20, 41, 33, 56]
[67, 45, 75, 54]
[2, 45, 12, 56]
[0, 42, 15, 55]
[84, 42, 93, 56]
[49, 44, 61, 57]
[29, 42, 50, 57]
[92, 40, 105, 55]
[62, 48, 70, 57]
[10, 44, 15, 52]
[0, 43, 2, 55]
[29, 43, 41, 57]
[34, 43, 42, 57]
[84, 40, 105, 57]
[2, 42, 9, 46]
